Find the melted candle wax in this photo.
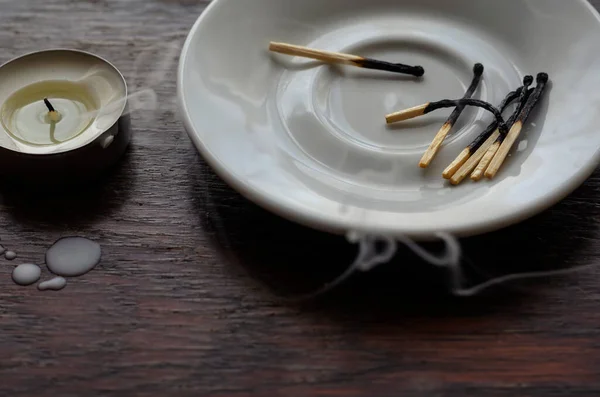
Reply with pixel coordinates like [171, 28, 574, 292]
[12, 264, 41, 286]
[9, 237, 101, 290]
[38, 277, 67, 291]
[1, 81, 97, 147]
[45, 237, 101, 277]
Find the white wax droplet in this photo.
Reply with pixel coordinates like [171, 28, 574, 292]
[0, 245, 6, 255]
[12, 264, 41, 286]
[46, 237, 101, 277]
[5, 251, 17, 260]
[517, 140, 528, 152]
[37, 277, 67, 291]
[101, 135, 114, 149]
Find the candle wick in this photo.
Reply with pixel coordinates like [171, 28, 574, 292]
[44, 98, 61, 123]
[43, 98, 56, 112]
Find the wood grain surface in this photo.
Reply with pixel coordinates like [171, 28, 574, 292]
[1, 1, 600, 396]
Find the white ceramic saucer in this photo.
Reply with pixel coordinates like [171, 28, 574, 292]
[178, 0, 600, 239]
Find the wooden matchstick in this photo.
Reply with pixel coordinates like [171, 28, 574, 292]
[442, 85, 519, 180]
[471, 84, 534, 180]
[443, 148, 471, 179]
[385, 98, 506, 129]
[269, 42, 425, 77]
[419, 64, 484, 168]
[450, 131, 501, 185]
[471, 141, 501, 181]
[444, 76, 534, 181]
[470, 86, 534, 181]
[385, 103, 429, 123]
[484, 73, 549, 179]
[470, 84, 534, 181]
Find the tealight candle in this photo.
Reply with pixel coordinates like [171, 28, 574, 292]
[0, 49, 129, 183]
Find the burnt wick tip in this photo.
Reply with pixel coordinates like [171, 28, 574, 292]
[43, 98, 55, 112]
[537, 73, 549, 84]
[523, 75, 534, 86]
[414, 66, 425, 77]
[473, 63, 484, 75]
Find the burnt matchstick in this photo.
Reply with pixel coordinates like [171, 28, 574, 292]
[470, 76, 533, 154]
[449, 76, 534, 185]
[44, 98, 60, 123]
[470, 140, 501, 181]
[385, 98, 508, 134]
[418, 63, 484, 168]
[443, 86, 523, 180]
[269, 42, 425, 77]
[454, 77, 533, 182]
[484, 73, 549, 179]
[384, 62, 482, 125]
[471, 84, 535, 181]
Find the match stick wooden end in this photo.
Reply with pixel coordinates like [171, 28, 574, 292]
[450, 130, 501, 186]
[472, 141, 500, 181]
[443, 149, 470, 179]
[268, 41, 354, 64]
[485, 121, 524, 179]
[386, 103, 428, 124]
[419, 123, 453, 168]
[269, 41, 292, 53]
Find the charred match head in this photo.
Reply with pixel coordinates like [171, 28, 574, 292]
[356, 58, 425, 77]
[516, 72, 549, 124]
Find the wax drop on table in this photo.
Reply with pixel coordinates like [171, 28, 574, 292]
[38, 277, 67, 291]
[12, 264, 41, 286]
[45, 237, 101, 277]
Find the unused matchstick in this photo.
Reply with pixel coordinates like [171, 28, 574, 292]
[484, 73, 549, 179]
[269, 42, 425, 77]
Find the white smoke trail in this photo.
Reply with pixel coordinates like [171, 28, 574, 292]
[286, 232, 595, 301]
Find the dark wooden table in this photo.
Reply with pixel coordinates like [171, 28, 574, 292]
[1, 1, 600, 396]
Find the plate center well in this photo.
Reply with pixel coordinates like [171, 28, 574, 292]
[276, 27, 519, 193]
